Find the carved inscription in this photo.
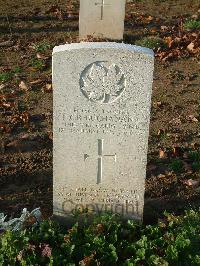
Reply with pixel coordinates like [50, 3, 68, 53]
[58, 187, 142, 216]
[84, 139, 117, 184]
[80, 61, 126, 104]
[57, 107, 148, 136]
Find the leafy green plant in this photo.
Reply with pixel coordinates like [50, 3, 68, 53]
[189, 151, 200, 162]
[160, 132, 168, 141]
[189, 151, 200, 172]
[0, 67, 22, 82]
[13, 66, 22, 74]
[192, 162, 200, 172]
[184, 20, 200, 30]
[135, 37, 167, 50]
[29, 58, 46, 71]
[0, 72, 13, 82]
[34, 42, 51, 53]
[0, 210, 200, 265]
[169, 159, 183, 173]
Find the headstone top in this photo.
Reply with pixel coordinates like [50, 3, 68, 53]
[53, 42, 154, 57]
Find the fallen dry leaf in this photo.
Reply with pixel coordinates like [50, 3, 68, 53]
[159, 149, 166, 158]
[156, 30, 199, 61]
[36, 53, 49, 60]
[158, 174, 166, 178]
[10, 112, 30, 126]
[30, 79, 43, 85]
[6, 139, 39, 152]
[19, 81, 29, 91]
[20, 112, 29, 124]
[157, 129, 165, 136]
[187, 42, 195, 52]
[1, 102, 15, 108]
[164, 36, 174, 48]
[46, 83, 52, 91]
[48, 131, 53, 140]
[150, 28, 157, 34]
[161, 25, 168, 31]
[0, 84, 6, 90]
[182, 179, 200, 187]
[79, 253, 95, 266]
[157, 101, 162, 107]
[6, 140, 19, 148]
[172, 147, 183, 157]
[46, 5, 63, 19]
[187, 115, 198, 122]
[42, 83, 52, 93]
[153, 101, 163, 108]
[146, 15, 154, 21]
[20, 133, 30, 140]
[46, 5, 59, 13]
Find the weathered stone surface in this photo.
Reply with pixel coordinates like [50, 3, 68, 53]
[53, 42, 154, 222]
[79, 0, 126, 40]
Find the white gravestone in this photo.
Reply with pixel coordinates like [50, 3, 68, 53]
[79, 0, 126, 40]
[53, 42, 154, 222]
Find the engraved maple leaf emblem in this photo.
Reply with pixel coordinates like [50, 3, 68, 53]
[80, 61, 126, 104]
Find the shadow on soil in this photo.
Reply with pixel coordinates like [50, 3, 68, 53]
[0, 25, 78, 34]
[0, 15, 78, 22]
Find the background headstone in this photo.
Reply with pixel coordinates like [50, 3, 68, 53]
[53, 42, 154, 222]
[79, 0, 126, 40]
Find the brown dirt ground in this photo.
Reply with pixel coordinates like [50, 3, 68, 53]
[0, 0, 199, 223]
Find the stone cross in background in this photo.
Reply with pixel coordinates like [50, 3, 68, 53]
[79, 0, 126, 40]
[95, 0, 111, 20]
[53, 42, 154, 223]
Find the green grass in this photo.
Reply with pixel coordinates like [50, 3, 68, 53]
[0, 210, 200, 265]
[34, 42, 51, 53]
[17, 100, 27, 112]
[29, 58, 46, 71]
[184, 20, 200, 30]
[0, 67, 22, 82]
[0, 72, 13, 82]
[160, 132, 168, 141]
[169, 159, 183, 173]
[189, 151, 200, 162]
[192, 162, 200, 172]
[135, 37, 167, 50]
[189, 151, 200, 172]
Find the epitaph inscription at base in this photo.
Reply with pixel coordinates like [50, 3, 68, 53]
[53, 43, 154, 221]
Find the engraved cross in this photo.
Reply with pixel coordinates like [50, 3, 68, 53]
[84, 139, 117, 184]
[95, 0, 111, 20]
